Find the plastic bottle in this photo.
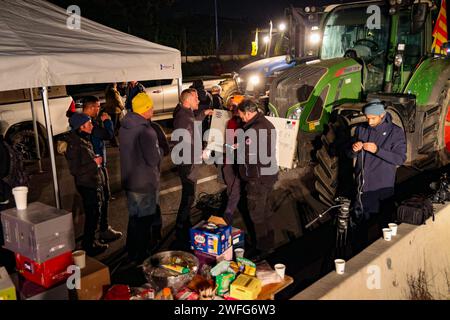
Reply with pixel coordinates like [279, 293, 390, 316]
[160, 287, 173, 300]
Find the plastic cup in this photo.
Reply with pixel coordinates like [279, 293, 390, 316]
[12, 186, 28, 210]
[234, 248, 244, 259]
[72, 250, 86, 269]
[274, 264, 286, 279]
[383, 228, 392, 241]
[388, 223, 398, 236]
[334, 259, 345, 275]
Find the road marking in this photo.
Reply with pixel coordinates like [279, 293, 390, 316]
[160, 174, 218, 196]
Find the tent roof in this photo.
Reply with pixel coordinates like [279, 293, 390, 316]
[0, 0, 182, 92]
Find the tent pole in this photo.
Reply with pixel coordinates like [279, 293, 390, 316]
[29, 89, 43, 173]
[41, 86, 61, 209]
[177, 78, 182, 97]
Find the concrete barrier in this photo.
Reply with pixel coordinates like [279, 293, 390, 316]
[292, 203, 450, 300]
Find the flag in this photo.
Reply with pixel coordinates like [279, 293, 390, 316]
[431, 0, 448, 54]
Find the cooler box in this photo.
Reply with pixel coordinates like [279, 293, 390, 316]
[1, 202, 75, 263]
[190, 216, 232, 256]
[15, 251, 73, 288]
[0, 266, 17, 300]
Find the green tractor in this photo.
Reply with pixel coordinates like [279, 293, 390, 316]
[268, 0, 450, 222]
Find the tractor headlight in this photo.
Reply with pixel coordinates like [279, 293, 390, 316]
[289, 106, 304, 120]
[249, 75, 260, 86]
[389, 7, 397, 15]
[309, 32, 321, 45]
[394, 54, 403, 67]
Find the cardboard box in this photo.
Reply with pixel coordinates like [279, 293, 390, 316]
[74, 256, 110, 300]
[190, 216, 232, 255]
[194, 246, 233, 268]
[15, 251, 73, 288]
[229, 274, 262, 300]
[232, 227, 245, 248]
[1, 202, 75, 263]
[0, 266, 16, 300]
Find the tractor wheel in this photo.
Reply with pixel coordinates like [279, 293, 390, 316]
[312, 112, 356, 209]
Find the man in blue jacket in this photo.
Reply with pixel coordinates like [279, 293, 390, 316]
[348, 99, 407, 229]
[119, 92, 169, 263]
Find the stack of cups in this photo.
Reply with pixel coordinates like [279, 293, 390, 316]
[12, 186, 28, 210]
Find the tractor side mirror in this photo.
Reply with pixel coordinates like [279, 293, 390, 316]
[411, 3, 428, 34]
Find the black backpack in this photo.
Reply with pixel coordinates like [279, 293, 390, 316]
[396, 195, 434, 225]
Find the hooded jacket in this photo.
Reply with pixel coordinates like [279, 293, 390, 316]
[119, 112, 163, 193]
[347, 112, 407, 192]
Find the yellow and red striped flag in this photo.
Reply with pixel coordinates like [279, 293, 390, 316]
[432, 0, 448, 54]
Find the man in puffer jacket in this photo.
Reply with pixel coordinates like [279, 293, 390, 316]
[66, 113, 108, 256]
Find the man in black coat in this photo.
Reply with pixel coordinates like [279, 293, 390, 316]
[236, 98, 279, 255]
[172, 88, 213, 248]
[66, 113, 108, 256]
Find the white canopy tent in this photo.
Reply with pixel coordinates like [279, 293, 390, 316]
[0, 0, 183, 208]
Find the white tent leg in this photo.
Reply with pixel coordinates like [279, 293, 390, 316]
[41, 86, 61, 209]
[177, 78, 183, 97]
[29, 88, 43, 173]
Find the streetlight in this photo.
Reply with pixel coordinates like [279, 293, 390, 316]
[278, 22, 286, 32]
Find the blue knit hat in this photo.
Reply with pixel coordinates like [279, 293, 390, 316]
[69, 113, 91, 131]
[363, 99, 385, 116]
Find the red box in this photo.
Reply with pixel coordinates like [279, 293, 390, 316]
[15, 252, 73, 288]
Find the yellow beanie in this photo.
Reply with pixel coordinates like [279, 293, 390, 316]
[132, 92, 153, 114]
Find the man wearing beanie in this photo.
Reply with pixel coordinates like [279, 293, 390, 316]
[347, 99, 406, 248]
[119, 92, 169, 263]
[66, 113, 109, 256]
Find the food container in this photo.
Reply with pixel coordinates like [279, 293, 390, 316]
[142, 251, 199, 293]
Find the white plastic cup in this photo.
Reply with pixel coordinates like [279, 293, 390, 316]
[334, 259, 345, 275]
[12, 186, 28, 210]
[72, 250, 86, 269]
[383, 228, 392, 241]
[234, 248, 244, 259]
[274, 264, 286, 279]
[388, 223, 398, 236]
